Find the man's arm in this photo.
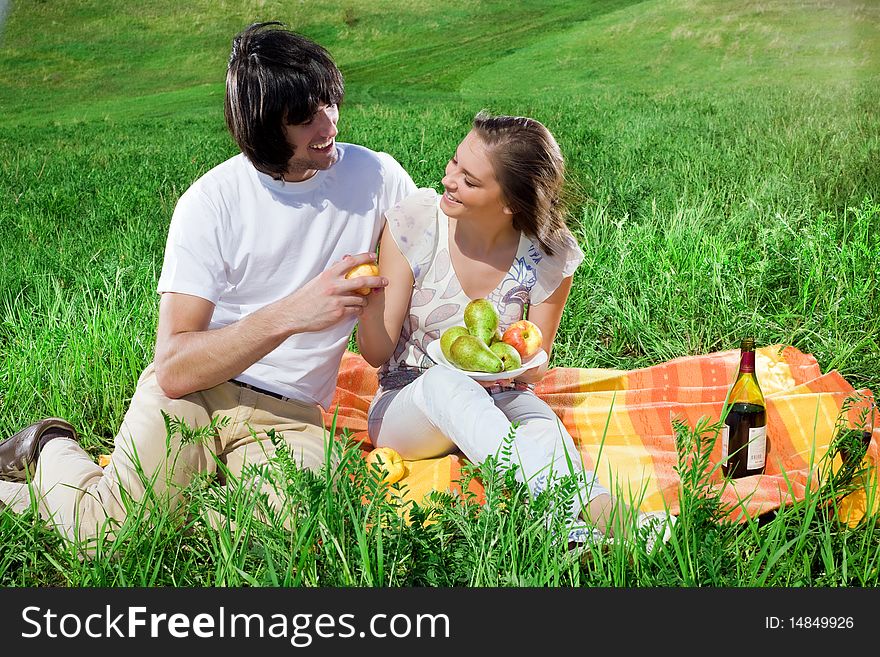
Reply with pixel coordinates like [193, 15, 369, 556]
[153, 252, 386, 399]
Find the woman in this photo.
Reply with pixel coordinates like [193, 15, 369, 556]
[357, 112, 667, 546]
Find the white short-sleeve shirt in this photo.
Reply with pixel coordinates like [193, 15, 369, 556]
[378, 188, 584, 388]
[157, 144, 416, 409]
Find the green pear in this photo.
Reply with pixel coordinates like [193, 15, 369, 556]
[490, 341, 522, 371]
[449, 335, 503, 373]
[464, 298, 499, 344]
[440, 326, 470, 361]
[489, 328, 503, 345]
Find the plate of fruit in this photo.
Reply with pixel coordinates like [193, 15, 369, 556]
[426, 299, 548, 382]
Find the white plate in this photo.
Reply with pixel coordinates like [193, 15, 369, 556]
[426, 339, 548, 382]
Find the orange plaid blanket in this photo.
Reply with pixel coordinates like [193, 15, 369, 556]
[322, 345, 878, 523]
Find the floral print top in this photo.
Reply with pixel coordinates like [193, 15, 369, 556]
[377, 188, 584, 390]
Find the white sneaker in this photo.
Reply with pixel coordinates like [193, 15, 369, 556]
[636, 511, 677, 554]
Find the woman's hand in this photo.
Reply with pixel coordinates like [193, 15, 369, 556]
[478, 378, 513, 388]
[512, 362, 547, 385]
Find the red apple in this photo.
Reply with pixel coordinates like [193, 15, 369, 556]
[502, 320, 543, 360]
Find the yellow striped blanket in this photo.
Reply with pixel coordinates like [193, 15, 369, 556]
[322, 345, 878, 524]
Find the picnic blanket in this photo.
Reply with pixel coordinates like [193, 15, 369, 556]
[322, 345, 879, 524]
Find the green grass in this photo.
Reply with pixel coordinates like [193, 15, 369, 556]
[465, 0, 880, 96]
[1, 0, 879, 586]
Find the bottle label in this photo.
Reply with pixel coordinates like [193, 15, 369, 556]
[747, 425, 767, 469]
[721, 425, 730, 463]
[740, 350, 756, 373]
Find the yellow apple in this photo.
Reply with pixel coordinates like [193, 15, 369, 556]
[502, 320, 543, 360]
[366, 447, 406, 484]
[344, 262, 380, 295]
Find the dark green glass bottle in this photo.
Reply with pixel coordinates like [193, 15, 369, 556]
[721, 337, 767, 478]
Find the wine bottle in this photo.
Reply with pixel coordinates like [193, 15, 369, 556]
[721, 337, 767, 478]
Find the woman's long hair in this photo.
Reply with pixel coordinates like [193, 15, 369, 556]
[471, 111, 569, 256]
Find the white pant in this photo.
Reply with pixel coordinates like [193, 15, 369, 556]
[368, 366, 608, 511]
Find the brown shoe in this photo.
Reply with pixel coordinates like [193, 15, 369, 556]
[0, 418, 77, 481]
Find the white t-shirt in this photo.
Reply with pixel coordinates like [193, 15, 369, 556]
[157, 144, 416, 409]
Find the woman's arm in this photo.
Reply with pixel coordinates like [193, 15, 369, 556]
[356, 226, 414, 367]
[513, 274, 574, 385]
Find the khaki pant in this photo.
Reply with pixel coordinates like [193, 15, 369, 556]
[0, 363, 328, 546]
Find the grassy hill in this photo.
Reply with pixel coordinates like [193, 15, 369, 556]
[2, 1, 877, 117]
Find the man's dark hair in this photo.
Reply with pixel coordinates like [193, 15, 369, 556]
[225, 22, 344, 177]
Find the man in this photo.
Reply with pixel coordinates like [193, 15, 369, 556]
[0, 22, 416, 545]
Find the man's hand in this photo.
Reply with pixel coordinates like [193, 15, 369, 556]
[283, 253, 387, 334]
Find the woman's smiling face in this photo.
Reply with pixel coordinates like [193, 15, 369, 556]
[439, 130, 511, 221]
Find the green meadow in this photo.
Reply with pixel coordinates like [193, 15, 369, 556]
[1, 0, 879, 586]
